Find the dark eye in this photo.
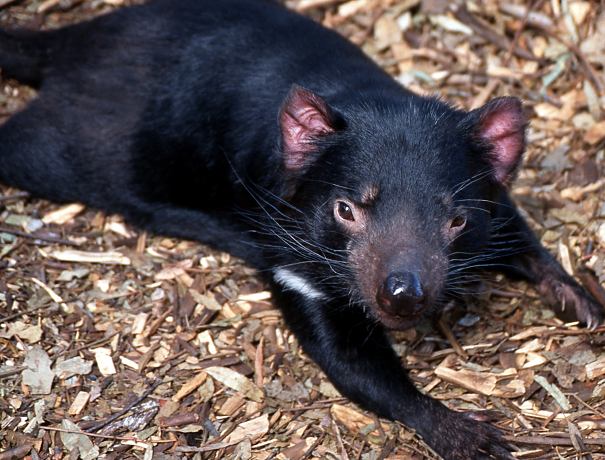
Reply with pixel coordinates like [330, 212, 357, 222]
[336, 201, 355, 221]
[450, 215, 467, 229]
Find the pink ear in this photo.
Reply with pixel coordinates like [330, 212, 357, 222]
[471, 97, 527, 185]
[279, 85, 337, 171]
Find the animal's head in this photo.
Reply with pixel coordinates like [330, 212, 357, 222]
[275, 85, 526, 329]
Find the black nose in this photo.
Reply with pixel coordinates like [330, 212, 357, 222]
[377, 272, 425, 315]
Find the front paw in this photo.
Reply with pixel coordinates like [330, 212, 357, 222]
[543, 279, 605, 329]
[426, 409, 514, 460]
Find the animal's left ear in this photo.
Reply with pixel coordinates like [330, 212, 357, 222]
[463, 97, 527, 186]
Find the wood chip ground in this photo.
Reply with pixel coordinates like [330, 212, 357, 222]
[1, 0, 605, 458]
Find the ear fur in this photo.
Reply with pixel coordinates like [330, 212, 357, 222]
[279, 85, 340, 171]
[463, 97, 527, 185]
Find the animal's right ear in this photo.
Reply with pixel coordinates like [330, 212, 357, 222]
[279, 85, 341, 172]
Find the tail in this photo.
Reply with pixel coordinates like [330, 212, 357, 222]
[0, 28, 47, 87]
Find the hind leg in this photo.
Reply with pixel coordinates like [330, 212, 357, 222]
[0, 29, 45, 87]
[0, 101, 262, 266]
[123, 204, 263, 267]
[0, 113, 262, 266]
[0, 100, 80, 203]
[489, 192, 604, 328]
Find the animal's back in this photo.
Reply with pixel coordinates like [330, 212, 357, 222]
[0, 0, 395, 212]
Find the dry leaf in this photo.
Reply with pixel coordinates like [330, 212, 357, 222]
[4, 321, 43, 343]
[205, 366, 264, 402]
[22, 345, 55, 395]
[60, 420, 100, 460]
[54, 357, 93, 379]
[533, 375, 571, 411]
[223, 414, 269, 444]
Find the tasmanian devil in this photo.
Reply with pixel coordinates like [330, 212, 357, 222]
[0, 0, 603, 458]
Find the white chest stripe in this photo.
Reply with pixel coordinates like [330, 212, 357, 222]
[273, 268, 326, 300]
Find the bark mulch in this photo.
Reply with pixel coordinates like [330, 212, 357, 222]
[1, 0, 605, 458]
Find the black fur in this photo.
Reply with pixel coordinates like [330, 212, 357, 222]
[1, 1, 603, 458]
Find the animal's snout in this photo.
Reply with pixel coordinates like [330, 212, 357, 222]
[377, 271, 425, 316]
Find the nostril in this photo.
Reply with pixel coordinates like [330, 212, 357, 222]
[386, 272, 424, 302]
[377, 272, 425, 315]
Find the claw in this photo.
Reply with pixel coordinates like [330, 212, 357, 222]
[489, 444, 516, 460]
[430, 409, 514, 459]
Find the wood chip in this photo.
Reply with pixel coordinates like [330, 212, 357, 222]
[434, 366, 525, 398]
[93, 348, 116, 376]
[50, 250, 130, 265]
[42, 203, 85, 225]
[330, 404, 389, 441]
[586, 356, 605, 380]
[172, 371, 208, 402]
[585, 121, 605, 145]
[68, 391, 91, 415]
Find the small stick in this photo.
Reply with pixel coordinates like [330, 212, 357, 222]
[0, 365, 26, 379]
[471, 0, 542, 110]
[53, 331, 120, 359]
[254, 336, 264, 387]
[0, 226, 80, 247]
[452, 4, 541, 62]
[158, 412, 201, 428]
[438, 312, 468, 360]
[143, 308, 173, 338]
[332, 418, 351, 460]
[175, 440, 240, 453]
[40, 425, 173, 443]
[174, 408, 267, 454]
[0, 192, 29, 202]
[543, 325, 605, 337]
[86, 379, 162, 433]
[503, 0, 545, 65]
[296, 0, 343, 12]
[300, 433, 326, 460]
[377, 435, 397, 460]
[0, 445, 32, 460]
[471, 79, 499, 110]
[505, 435, 605, 446]
[281, 398, 348, 412]
[547, 31, 604, 94]
[569, 393, 605, 420]
[0, 303, 52, 323]
[137, 341, 161, 373]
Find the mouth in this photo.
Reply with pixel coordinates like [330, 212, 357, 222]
[373, 306, 426, 330]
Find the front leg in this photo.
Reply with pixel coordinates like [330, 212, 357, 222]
[272, 278, 513, 459]
[490, 192, 604, 328]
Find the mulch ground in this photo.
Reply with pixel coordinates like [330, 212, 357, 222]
[1, 0, 605, 458]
